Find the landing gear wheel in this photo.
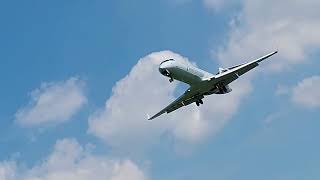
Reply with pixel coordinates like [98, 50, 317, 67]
[196, 99, 203, 106]
[199, 99, 203, 104]
[169, 78, 174, 83]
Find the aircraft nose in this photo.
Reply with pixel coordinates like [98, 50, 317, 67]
[159, 61, 172, 76]
[159, 64, 168, 76]
[159, 61, 169, 69]
[159, 66, 167, 76]
[160, 59, 175, 67]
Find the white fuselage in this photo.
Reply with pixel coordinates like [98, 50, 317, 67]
[159, 59, 212, 85]
[159, 59, 232, 95]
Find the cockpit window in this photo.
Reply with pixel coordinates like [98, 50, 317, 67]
[160, 59, 174, 65]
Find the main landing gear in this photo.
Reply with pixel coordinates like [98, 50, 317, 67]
[169, 77, 174, 83]
[196, 99, 203, 106]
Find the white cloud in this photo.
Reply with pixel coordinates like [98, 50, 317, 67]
[15, 77, 87, 127]
[0, 161, 17, 180]
[88, 51, 251, 153]
[216, 0, 320, 71]
[0, 138, 148, 180]
[292, 76, 320, 108]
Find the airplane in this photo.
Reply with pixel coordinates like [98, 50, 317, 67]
[148, 51, 278, 120]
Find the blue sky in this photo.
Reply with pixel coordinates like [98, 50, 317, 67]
[0, 0, 320, 179]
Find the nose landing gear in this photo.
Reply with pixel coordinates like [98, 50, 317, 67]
[164, 69, 174, 83]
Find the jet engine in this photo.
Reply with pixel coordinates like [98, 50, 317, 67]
[205, 84, 232, 95]
[216, 84, 232, 94]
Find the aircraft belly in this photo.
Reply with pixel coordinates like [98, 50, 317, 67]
[171, 67, 202, 85]
[196, 79, 222, 95]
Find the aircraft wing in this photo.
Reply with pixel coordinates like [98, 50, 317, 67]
[148, 87, 200, 120]
[213, 51, 278, 85]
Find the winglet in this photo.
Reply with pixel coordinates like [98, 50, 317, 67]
[147, 114, 151, 120]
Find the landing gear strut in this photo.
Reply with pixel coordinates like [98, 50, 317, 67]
[169, 77, 174, 83]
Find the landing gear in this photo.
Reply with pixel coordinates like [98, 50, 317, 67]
[196, 99, 203, 106]
[169, 77, 174, 83]
[199, 99, 203, 104]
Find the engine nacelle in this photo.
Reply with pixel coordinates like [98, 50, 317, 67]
[216, 85, 232, 94]
[205, 84, 232, 95]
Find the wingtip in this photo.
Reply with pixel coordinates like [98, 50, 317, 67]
[267, 50, 278, 57]
[147, 114, 152, 120]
